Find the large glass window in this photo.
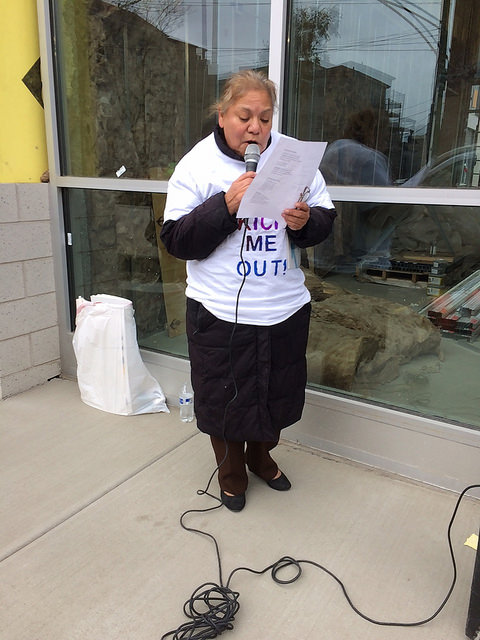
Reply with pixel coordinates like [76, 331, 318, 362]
[285, 0, 480, 188]
[65, 185, 480, 429]
[64, 187, 189, 356]
[52, 0, 271, 178]
[283, 1, 480, 430]
[306, 201, 480, 428]
[51, 0, 480, 432]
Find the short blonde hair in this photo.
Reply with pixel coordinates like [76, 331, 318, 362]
[212, 69, 277, 115]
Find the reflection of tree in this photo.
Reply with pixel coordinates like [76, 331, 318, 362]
[107, 0, 184, 34]
[293, 6, 339, 64]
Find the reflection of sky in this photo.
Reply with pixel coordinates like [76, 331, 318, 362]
[322, 0, 443, 134]
[174, 0, 270, 75]
[168, 1, 271, 76]
[107, 1, 270, 75]
[187, 0, 270, 76]
[169, 0, 444, 131]
[111, 1, 444, 130]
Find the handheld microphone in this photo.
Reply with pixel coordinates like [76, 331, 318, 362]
[244, 143, 260, 172]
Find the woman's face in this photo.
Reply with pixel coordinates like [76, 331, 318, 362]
[218, 89, 273, 158]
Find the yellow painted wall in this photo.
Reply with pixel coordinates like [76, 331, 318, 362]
[0, 0, 48, 182]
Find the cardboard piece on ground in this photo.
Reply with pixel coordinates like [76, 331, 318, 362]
[152, 191, 186, 338]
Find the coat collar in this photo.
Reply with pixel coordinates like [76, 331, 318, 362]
[214, 124, 272, 162]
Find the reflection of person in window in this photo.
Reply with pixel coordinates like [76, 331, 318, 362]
[320, 107, 392, 265]
[161, 70, 335, 512]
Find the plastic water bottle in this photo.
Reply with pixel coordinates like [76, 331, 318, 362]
[179, 383, 194, 422]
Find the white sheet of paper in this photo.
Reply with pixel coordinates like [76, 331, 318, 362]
[237, 138, 327, 221]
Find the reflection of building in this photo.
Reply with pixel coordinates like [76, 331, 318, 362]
[467, 84, 480, 186]
[430, 0, 480, 184]
[288, 60, 415, 180]
[291, 61, 391, 142]
[63, 0, 213, 178]
[59, 1, 216, 332]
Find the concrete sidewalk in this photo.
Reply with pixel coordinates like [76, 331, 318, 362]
[0, 378, 478, 639]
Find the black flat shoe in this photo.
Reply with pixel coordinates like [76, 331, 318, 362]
[267, 471, 291, 491]
[221, 490, 246, 512]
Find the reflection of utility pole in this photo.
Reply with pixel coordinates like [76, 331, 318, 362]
[202, 0, 207, 52]
[211, 0, 218, 77]
[426, 0, 450, 162]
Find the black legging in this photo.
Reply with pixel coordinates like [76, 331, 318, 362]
[209, 435, 279, 495]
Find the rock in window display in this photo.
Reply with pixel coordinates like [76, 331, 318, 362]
[305, 272, 441, 391]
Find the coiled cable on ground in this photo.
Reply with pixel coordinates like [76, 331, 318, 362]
[163, 484, 480, 638]
[161, 582, 240, 640]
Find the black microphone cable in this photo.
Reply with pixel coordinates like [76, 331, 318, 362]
[197, 153, 259, 502]
[163, 483, 480, 639]
[162, 196, 480, 638]
[193, 216, 250, 505]
[225, 483, 480, 628]
[168, 218, 250, 617]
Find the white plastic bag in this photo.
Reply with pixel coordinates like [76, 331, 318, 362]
[72, 294, 169, 416]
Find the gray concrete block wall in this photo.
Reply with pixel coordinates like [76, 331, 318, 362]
[0, 183, 60, 399]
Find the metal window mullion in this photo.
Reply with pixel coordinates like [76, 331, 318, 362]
[36, 0, 61, 181]
[268, 0, 287, 132]
[55, 176, 170, 194]
[53, 176, 480, 207]
[328, 185, 480, 206]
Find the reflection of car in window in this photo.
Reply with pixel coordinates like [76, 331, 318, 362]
[315, 145, 480, 274]
[387, 145, 480, 261]
[402, 146, 478, 188]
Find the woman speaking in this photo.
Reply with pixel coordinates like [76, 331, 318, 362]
[161, 70, 335, 512]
